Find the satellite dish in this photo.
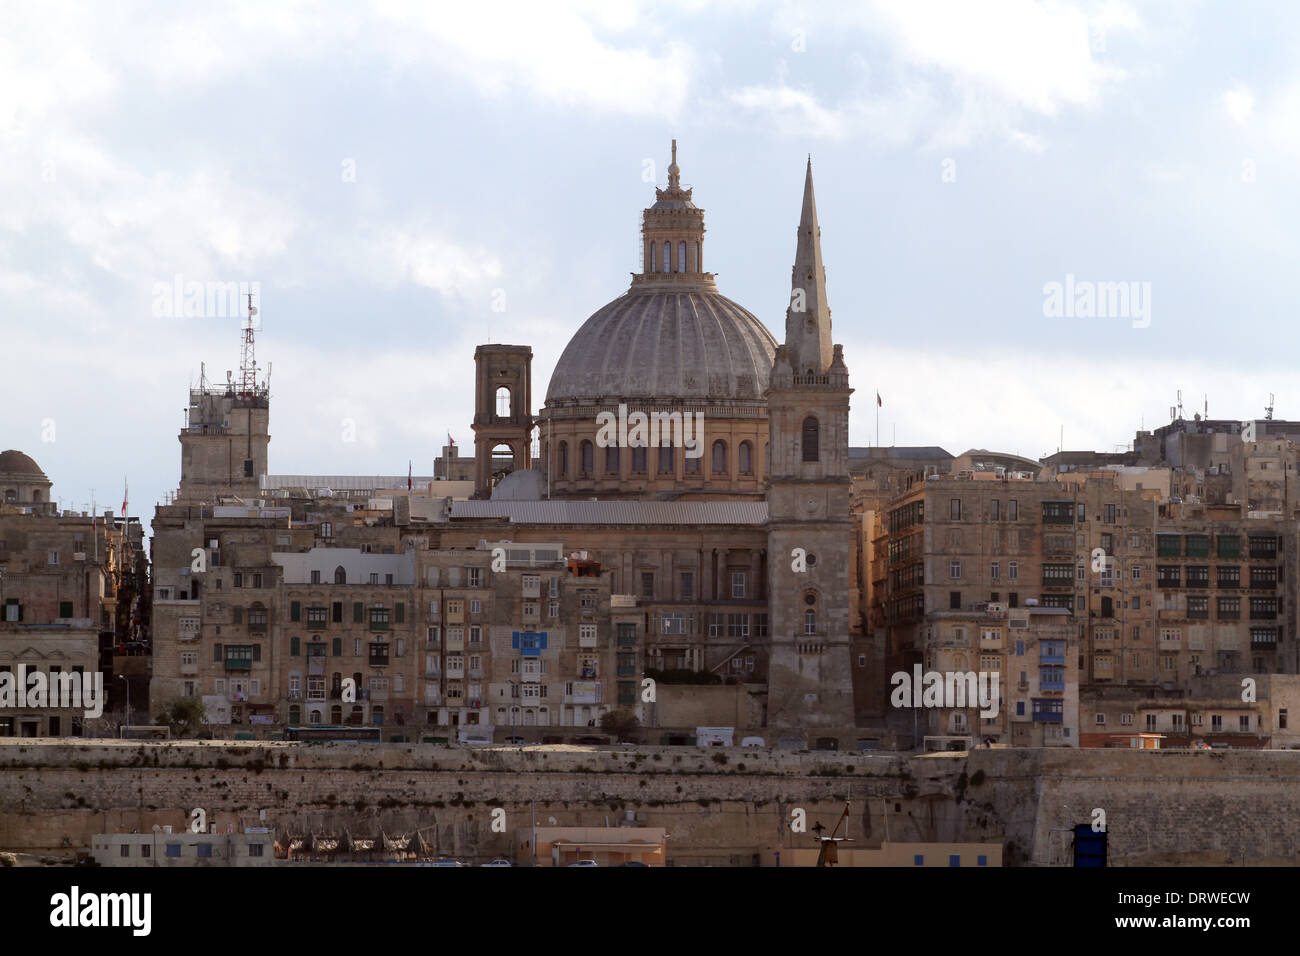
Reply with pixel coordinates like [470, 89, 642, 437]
[152, 825, 161, 833]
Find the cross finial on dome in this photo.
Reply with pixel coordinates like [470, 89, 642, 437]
[668, 139, 680, 188]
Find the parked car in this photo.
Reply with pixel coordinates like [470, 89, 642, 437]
[619, 861, 649, 867]
[566, 859, 599, 867]
[428, 858, 465, 867]
[480, 858, 513, 867]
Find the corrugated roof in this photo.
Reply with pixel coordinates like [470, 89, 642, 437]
[262, 475, 435, 492]
[449, 500, 768, 525]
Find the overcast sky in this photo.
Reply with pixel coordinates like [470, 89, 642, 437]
[4, 0, 1298, 521]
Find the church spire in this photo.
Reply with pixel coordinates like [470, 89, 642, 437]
[785, 157, 833, 375]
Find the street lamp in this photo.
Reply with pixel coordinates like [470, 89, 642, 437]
[117, 675, 130, 737]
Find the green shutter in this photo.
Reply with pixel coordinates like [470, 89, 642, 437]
[59, 601, 73, 618]
[395, 602, 405, 624]
[213, 643, 222, 662]
[353, 602, 363, 623]
[290, 601, 301, 622]
[290, 637, 300, 656]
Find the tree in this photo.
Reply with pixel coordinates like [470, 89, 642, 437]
[599, 708, 640, 742]
[156, 697, 207, 738]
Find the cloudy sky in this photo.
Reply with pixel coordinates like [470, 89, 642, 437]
[4, 0, 1298, 522]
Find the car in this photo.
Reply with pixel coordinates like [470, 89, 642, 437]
[619, 861, 649, 867]
[566, 859, 599, 867]
[480, 858, 513, 867]
[428, 858, 465, 867]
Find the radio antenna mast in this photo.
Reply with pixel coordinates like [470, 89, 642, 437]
[239, 292, 259, 401]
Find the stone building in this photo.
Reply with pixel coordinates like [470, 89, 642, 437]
[0, 451, 147, 734]
[147, 143, 863, 745]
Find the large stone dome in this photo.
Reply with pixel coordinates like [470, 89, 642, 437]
[545, 288, 777, 407]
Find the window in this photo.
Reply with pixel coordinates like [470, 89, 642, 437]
[680, 571, 695, 600]
[990, 499, 1000, 521]
[311, 569, 321, 585]
[739, 441, 753, 475]
[1008, 561, 1018, 581]
[949, 561, 962, 579]
[711, 440, 727, 475]
[950, 498, 961, 520]
[804, 609, 816, 635]
[641, 573, 655, 598]
[558, 441, 568, 478]
[631, 446, 647, 474]
[950, 591, 961, 610]
[657, 442, 674, 475]
[605, 445, 620, 474]
[801, 417, 819, 462]
[731, 571, 746, 599]
[166, 843, 181, 858]
[1008, 500, 1018, 520]
[990, 561, 999, 580]
[581, 441, 594, 475]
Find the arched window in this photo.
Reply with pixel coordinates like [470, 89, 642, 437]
[496, 386, 511, 418]
[738, 441, 753, 475]
[334, 566, 346, 585]
[631, 446, 647, 474]
[558, 441, 568, 478]
[802, 416, 820, 462]
[685, 450, 701, 475]
[663, 242, 670, 272]
[658, 442, 674, 475]
[804, 609, 817, 635]
[678, 241, 686, 273]
[711, 440, 727, 475]
[605, 445, 620, 474]
[581, 440, 594, 475]
[309, 709, 322, 724]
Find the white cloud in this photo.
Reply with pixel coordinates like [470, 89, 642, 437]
[1221, 84, 1255, 124]
[371, 0, 696, 119]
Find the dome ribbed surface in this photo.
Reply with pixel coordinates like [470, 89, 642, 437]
[546, 290, 777, 405]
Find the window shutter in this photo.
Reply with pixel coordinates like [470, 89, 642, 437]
[395, 603, 405, 624]
[253, 644, 261, 662]
[353, 602, 363, 623]
[290, 601, 301, 622]
[213, 643, 222, 662]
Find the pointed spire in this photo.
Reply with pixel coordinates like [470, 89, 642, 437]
[785, 157, 833, 374]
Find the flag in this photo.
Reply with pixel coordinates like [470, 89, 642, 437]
[448, 432, 455, 448]
[876, 392, 882, 407]
[120, 477, 128, 516]
[407, 461, 412, 491]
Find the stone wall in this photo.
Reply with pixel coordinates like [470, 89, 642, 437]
[6, 741, 1300, 865]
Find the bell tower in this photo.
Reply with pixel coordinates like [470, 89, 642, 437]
[765, 159, 855, 731]
[472, 344, 534, 498]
